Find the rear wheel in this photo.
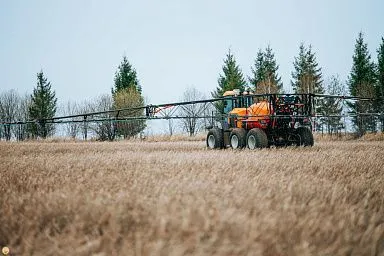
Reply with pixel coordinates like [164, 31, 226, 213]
[206, 128, 224, 149]
[230, 128, 247, 149]
[246, 128, 268, 149]
[296, 127, 314, 146]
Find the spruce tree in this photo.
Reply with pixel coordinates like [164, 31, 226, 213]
[291, 43, 324, 129]
[112, 56, 140, 94]
[348, 32, 377, 135]
[320, 76, 344, 134]
[249, 49, 265, 93]
[28, 71, 57, 139]
[249, 46, 283, 94]
[291, 44, 307, 93]
[212, 49, 247, 98]
[112, 55, 145, 139]
[306, 45, 324, 94]
[212, 49, 247, 115]
[291, 43, 323, 94]
[376, 37, 384, 131]
[378, 37, 384, 102]
[264, 45, 283, 93]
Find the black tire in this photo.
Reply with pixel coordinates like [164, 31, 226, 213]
[229, 128, 247, 149]
[206, 128, 224, 149]
[296, 127, 314, 147]
[246, 128, 268, 149]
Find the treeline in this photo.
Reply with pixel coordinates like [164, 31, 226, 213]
[0, 56, 146, 141]
[1, 32, 383, 140]
[213, 32, 384, 135]
[0, 55, 205, 141]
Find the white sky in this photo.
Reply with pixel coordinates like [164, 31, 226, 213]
[1, 0, 383, 108]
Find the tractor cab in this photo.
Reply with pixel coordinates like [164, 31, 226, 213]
[223, 89, 253, 114]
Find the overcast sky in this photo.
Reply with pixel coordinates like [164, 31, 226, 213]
[1, 0, 383, 107]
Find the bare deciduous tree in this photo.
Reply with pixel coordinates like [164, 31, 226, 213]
[61, 101, 81, 139]
[0, 90, 20, 141]
[88, 95, 115, 141]
[15, 94, 31, 141]
[178, 87, 206, 136]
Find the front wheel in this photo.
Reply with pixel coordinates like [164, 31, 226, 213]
[296, 127, 314, 146]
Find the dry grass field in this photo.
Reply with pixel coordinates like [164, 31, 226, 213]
[1, 139, 384, 255]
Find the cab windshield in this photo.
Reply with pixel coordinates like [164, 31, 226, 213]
[223, 96, 253, 114]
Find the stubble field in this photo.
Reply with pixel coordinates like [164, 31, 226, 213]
[1, 139, 384, 255]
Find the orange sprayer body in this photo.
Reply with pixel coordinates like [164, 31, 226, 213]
[229, 100, 272, 129]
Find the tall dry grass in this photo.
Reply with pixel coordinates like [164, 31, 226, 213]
[0, 140, 383, 255]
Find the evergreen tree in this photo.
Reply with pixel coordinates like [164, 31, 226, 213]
[291, 43, 324, 130]
[212, 49, 247, 98]
[263, 45, 283, 93]
[291, 44, 307, 92]
[320, 76, 344, 134]
[376, 37, 384, 131]
[249, 46, 283, 94]
[348, 32, 377, 135]
[212, 49, 247, 114]
[291, 43, 324, 94]
[112, 55, 141, 94]
[249, 49, 265, 92]
[378, 37, 384, 102]
[28, 71, 57, 139]
[112, 55, 145, 139]
[306, 45, 324, 94]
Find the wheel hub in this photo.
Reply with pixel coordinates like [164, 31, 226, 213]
[231, 135, 239, 148]
[207, 134, 215, 148]
[248, 135, 256, 149]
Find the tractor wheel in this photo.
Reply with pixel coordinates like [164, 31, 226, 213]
[246, 128, 268, 149]
[206, 128, 224, 149]
[296, 127, 314, 147]
[229, 128, 247, 149]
